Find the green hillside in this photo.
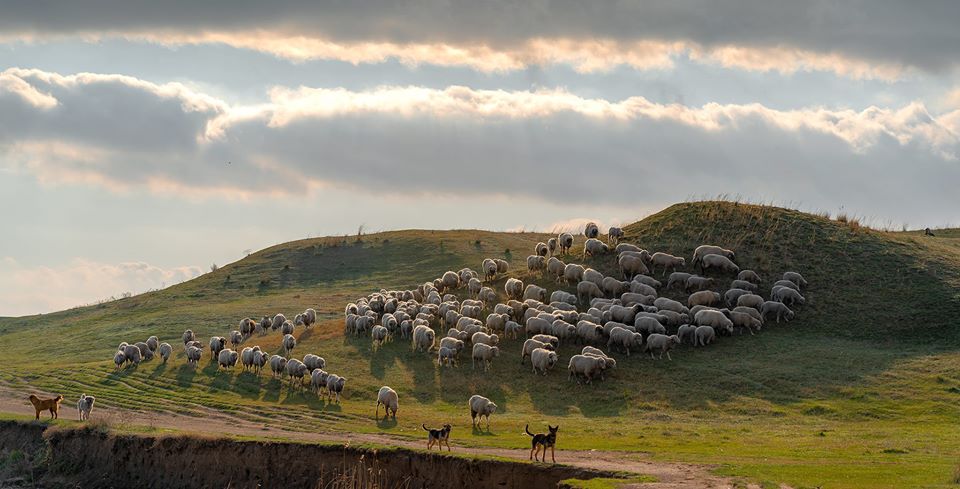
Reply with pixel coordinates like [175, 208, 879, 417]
[2, 202, 959, 488]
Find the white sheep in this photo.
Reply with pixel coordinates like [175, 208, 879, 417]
[699, 253, 740, 275]
[654, 297, 689, 314]
[761, 301, 795, 323]
[558, 233, 574, 254]
[618, 254, 649, 280]
[472, 343, 499, 372]
[271, 314, 287, 331]
[281, 320, 295, 336]
[472, 331, 500, 346]
[737, 269, 761, 284]
[667, 272, 692, 290]
[583, 238, 609, 259]
[547, 238, 558, 256]
[158, 343, 172, 364]
[676, 324, 697, 345]
[567, 354, 606, 384]
[535, 242, 549, 257]
[505, 278, 525, 300]
[692, 245, 736, 267]
[285, 358, 308, 387]
[269, 355, 288, 377]
[522, 284, 547, 302]
[737, 294, 765, 310]
[326, 374, 346, 403]
[230, 330, 243, 348]
[412, 325, 436, 352]
[773, 287, 805, 306]
[584, 222, 600, 239]
[182, 329, 195, 345]
[482, 258, 498, 281]
[185, 346, 202, 366]
[282, 333, 297, 354]
[694, 326, 716, 347]
[371, 325, 390, 348]
[469, 395, 498, 428]
[643, 334, 680, 360]
[650, 252, 685, 275]
[688, 290, 721, 308]
[685, 275, 715, 292]
[437, 346, 460, 367]
[526, 255, 546, 273]
[530, 348, 559, 376]
[217, 348, 239, 370]
[724, 288, 752, 308]
[495, 259, 509, 274]
[783, 271, 808, 289]
[376, 386, 399, 419]
[607, 226, 624, 244]
[577, 281, 604, 303]
[311, 369, 329, 394]
[694, 310, 733, 335]
[607, 326, 643, 356]
[146, 336, 159, 352]
[730, 311, 762, 335]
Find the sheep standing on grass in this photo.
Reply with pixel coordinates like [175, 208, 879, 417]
[217, 349, 239, 370]
[738, 269, 761, 284]
[505, 278, 524, 300]
[281, 320, 295, 336]
[607, 326, 643, 356]
[535, 242, 549, 257]
[472, 343, 499, 372]
[676, 324, 698, 345]
[209, 336, 227, 359]
[269, 355, 287, 377]
[558, 233, 574, 254]
[607, 227, 624, 244]
[157, 343, 172, 364]
[527, 255, 546, 273]
[77, 394, 95, 421]
[239, 318, 257, 337]
[688, 290, 721, 308]
[482, 258, 498, 282]
[618, 254, 649, 280]
[650, 252, 685, 275]
[773, 287, 806, 306]
[438, 346, 460, 367]
[146, 336, 159, 352]
[310, 369, 329, 395]
[469, 395, 497, 429]
[783, 271, 808, 289]
[326, 374, 346, 403]
[761, 301, 795, 323]
[730, 311, 763, 335]
[122, 344, 142, 367]
[185, 346, 202, 366]
[584, 222, 600, 239]
[412, 325, 436, 352]
[667, 272, 692, 290]
[699, 254, 740, 275]
[644, 334, 680, 360]
[282, 334, 297, 354]
[371, 325, 389, 348]
[376, 386, 398, 419]
[303, 308, 318, 328]
[694, 326, 716, 347]
[303, 354, 326, 372]
[271, 314, 286, 331]
[182, 330, 195, 345]
[229, 330, 243, 349]
[694, 310, 734, 335]
[583, 238, 609, 259]
[530, 348, 559, 376]
[547, 238, 558, 256]
[568, 354, 606, 384]
[113, 351, 126, 370]
[692, 245, 736, 268]
[285, 358, 308, 387]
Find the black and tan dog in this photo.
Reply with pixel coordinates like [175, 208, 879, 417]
[422, 423, 452, 451]
[525, 424, 559, 463]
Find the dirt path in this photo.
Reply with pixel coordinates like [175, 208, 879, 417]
[0, 392, 759, 489]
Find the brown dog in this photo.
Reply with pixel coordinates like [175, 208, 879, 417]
[29, 394, 64, 420]
[525, 424, 559, 463]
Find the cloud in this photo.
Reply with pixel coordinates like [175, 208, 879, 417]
[1, 68, 959, 226]
[0, 257, 202, 316]
[1, 2, 958, 78]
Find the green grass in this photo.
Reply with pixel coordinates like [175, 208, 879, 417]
[560, 475, 658, 488]
[2, 202, 960, 488]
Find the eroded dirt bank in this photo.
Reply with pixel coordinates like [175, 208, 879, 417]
[1, 421, 617, 488]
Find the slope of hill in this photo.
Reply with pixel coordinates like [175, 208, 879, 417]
[1, 202, 959, 488]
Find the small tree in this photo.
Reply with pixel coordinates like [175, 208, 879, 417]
[210, 263, 218, 273]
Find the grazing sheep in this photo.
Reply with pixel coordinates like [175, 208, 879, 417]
[676, 324, 698, 345]
[667, 272, 692, 290]
[650, 252, 686, 275]
[634, 315, 666, 335]
[700, 254, 740, 275]
[730, 279, 759, 293]
[551, 290, 577, 305]
[733, 306, 763, 323]
[694, 310, 733, 335]
[583, 238, 609, 259]
[632, 274, 662, 289]
[547, 238, 558, 256]
[620, 292, 654, 308]
[654, 297, 689, 314]
[472, 331, 500, 346]
[469, 395, 498, 428]
[773, 279, 800, 291]
[281, 320, 295, 336]
[303, 308, 317, 328]
[607, 226, 624, 244]
[584, 222, 600, 239]
[615, 243, 641, 254]
[504, 320, 523, 339]
[737, 269, 762, 284]
[311, 369, 330, 394]
[182, 329, 195, 345]
[601, 277, 630, 298]
[376, 386, 399, 419]
[567, 354, 606, 384]
[76, 394, 95, 421]
[239, 318, 257, 337]
[523, 284, 547, 303]
[607, 326, 643, 356]
[437, 346, 460, 367]
[607, 304, 642, 325]
[582, 268, 604, 287]
[412, 325, 436, 352]
[530, 348, 559, 376]
[157, 342, 172, 364]
[478, 286, 497, 305]
[527, 255, 546, 273]
[258, 316, 272, 334]
[505, 278, 525, 300]
[282, 334, 297, 354]
[520, 339, 553, 364]
[576, 281, 604, 304]
[229, 330, 243, 349]
[294, 314, 306, 328]
[575, 320, 605, 344]
[618, 255, 649, 280]
[472, 343, 499, 372]
[146, 336, 159, 352]
[326, 374, 346, 403]
[692, 245, 736, 267]
[694, 326, 716, 347]
[724, 288, 753, 308]
[135, 342, 154, 362]
[558, 233, 574, 254]
[644, 334, 680, 360]
[535, 242, 549, 257]
[240, 346, 262, 371]
[737, 294, 765, 310]
[730, 311, 763, 335]
[185, 346, 202, 366]
[441, 271, 460, 291]
[685, 275, 714, 292]
[761, 301, 795, 323]
[217, 349, 239, 370]
[773, 287, 806, 306]
[688, 290, 721, 308]
[531, 334, 559, 349]
[783, 271, 808, 289]
[208, 336, 227, 359]
[113, 350, 126, 369]
[271, 314, 286, 331]
[495, 259, 509, 274]
[284, 358, 308, 387]
[269, 355, 288, 377]
[482, 258, 498, 281]
[485, 313, 509, 332]
[371, 325, 390, 348]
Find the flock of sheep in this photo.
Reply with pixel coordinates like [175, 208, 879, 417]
[343, 223, 807, 388]
[111, 307, 349, 403]
[104, 221, 807, 435]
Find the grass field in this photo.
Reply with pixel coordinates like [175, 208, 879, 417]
[1, 201, 959, 488]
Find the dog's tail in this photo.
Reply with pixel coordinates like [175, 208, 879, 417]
[422, 424, 429, 431]
[524, 424, 534, 437]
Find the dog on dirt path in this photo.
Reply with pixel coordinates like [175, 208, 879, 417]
[29, 394, 64, 420]
[423, 423, 452, 451]
[525, 424, 559, 463]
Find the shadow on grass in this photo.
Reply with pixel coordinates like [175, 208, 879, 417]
[375, 416, 398, 429]
[174, 364, 196, 388]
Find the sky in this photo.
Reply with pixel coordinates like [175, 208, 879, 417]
[1, 1, 959, 316]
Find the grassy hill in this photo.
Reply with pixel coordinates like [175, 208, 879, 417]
[2, 202, 959, 488]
